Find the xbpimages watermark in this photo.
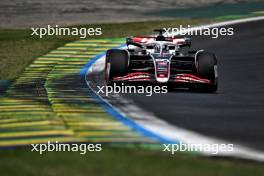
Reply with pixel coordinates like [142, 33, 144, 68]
[163, 142, 234, 155]
[31, 25, 102, 38]
[163, 25, 234, 39]
[31, 141, 102, 155]
[97, 83, 168, 96]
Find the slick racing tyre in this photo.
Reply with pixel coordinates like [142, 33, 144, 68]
[196, 51, 218, 92]
[105, 49, 129, 84]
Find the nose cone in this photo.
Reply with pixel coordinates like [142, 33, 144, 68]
[155, 59, 170, 83]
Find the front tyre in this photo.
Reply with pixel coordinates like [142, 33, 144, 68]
[196, 51, 218, 92]
[105, 49, 129, 84]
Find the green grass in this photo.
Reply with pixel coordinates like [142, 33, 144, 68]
[0, 19, 211, 80]
[1, 146, 264, 176]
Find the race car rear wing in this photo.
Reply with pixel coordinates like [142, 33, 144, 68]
[128, 36, 191, 47]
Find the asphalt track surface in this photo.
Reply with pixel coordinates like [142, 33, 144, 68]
[124, 19, 264, 151]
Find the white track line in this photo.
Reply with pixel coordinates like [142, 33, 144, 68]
[86, 16, 264, 161]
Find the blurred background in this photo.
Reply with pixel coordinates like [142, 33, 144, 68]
[0, 0, 262, 27]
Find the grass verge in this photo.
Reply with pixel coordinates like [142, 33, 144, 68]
[1, 146, 264, 176]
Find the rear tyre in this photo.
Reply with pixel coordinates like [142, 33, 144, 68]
[196, 51, 218, 92]
[105, 49, 129, 84]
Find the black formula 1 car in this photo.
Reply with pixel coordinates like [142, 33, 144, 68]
[105, 29, 218, 92]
